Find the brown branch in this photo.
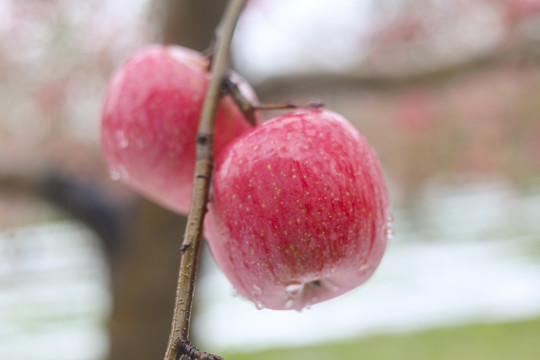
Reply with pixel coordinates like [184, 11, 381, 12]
[257, 39, 540, 96]
[223, 72, 325, 122]
[176, 341, 224, 360]
[221, 71, 259, 126]
[163, 1, 247, 360]
[252, 100, 325, 111]
[0, 169, 127, 262]
[0, 171, 39, 194]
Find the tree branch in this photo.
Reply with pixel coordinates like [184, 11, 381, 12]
[163, 1, 247, 360]
[0, 169, 126, 262]
[222, 71, 325, 123]
[257, 38, 540, 96]
[0, 171, 39, 195]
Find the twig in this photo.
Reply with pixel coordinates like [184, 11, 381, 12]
[222, 72, 324, 123]
[163, 1, 247, 360]
[221, 71, 259, 126]
[177, 341, 224, 360]
[252, 100, 324, 111]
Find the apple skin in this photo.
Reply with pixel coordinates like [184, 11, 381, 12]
[204, 109, 391, 310]
[101, 45, 259, 214]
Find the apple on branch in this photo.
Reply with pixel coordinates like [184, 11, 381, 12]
[101, 45, 260, 214]
[204, 108, 391, 311]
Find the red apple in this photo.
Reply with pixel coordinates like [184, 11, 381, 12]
[101, 45, 259, 214]
[204, 108, 391, 310]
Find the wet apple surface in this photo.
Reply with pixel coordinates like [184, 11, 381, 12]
[101, 45, 257, 214]
[205, 109, 391, 310]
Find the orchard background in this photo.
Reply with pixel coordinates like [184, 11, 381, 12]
[1, 0, 539, 359]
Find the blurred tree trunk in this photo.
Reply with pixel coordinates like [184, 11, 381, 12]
[108, 198, 187, 360]
[160, 0, 227, 51]
[107, 1, 224, 359]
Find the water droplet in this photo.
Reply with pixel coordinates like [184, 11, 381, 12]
[358, 262, 369, 272]
[116, 130, 129, 149]
[255, 301, 265, 310]
[386, 213, 394, 240]
[285, 299, 294, 309]
[310, 296, 319, 304]
[285, 282, 304, 298]
[109, 169, 120, 181]
[109, 165, 129, 182]
[251, 285, 262, 297]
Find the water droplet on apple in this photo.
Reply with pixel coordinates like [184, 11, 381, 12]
[116, 165, 130, 182]
[116, 130, 129, 149]
[386, 213, 394, 240]
[251, 285, 262, 297]
[284, 299, 294, 309]
[109, 169, 121, 181]
[358, 262, 369, 272]
[255, 301, 265, 310]
[285, 282, 304, 297]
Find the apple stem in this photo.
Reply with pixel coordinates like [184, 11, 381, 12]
[221, 70, 259, 126]
[222, 74, 325, 124]
[163, 1, 247, 360]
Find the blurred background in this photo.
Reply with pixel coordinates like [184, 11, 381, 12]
[1, 0, 539, 359]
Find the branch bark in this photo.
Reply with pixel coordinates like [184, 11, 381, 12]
[257, 38, 540, 96]
[163, 1, 247, 360]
